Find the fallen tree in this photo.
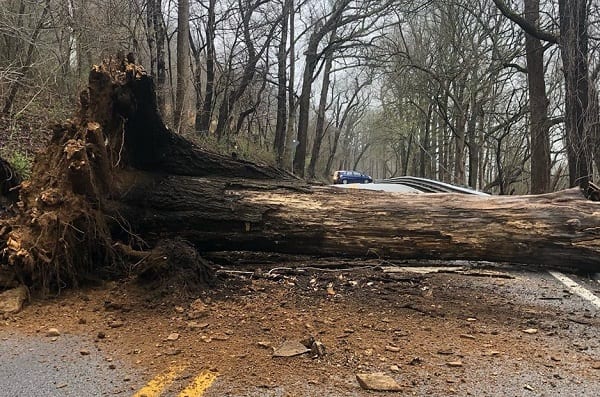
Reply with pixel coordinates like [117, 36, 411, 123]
[1, 55, 599, 293]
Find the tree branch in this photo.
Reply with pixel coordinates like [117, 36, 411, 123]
[491, 0, 559, 44]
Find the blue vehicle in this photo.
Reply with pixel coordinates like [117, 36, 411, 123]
[332, 170, 373, 184]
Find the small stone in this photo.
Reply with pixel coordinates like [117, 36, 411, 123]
[522, 328, 538, 334]
[166, 333, 180, 341]
[409, 357, 423, 365]
[459, 333, 476, 340]
[47, 328, 61, 337]
[466, 318, 477, 322]
[386, 345, 401, 352]
[175, 306, 185, 313]
[390, 365, 401, 373]
[257, 341, 272, 349]
[187, 322, 209, 330]
[447, 361, 464, 367]
[166, 349, 182, 356]
[108, 320, 124, 328]
[80, 349, 90, 356]
[108, 364, 116, 370]
[97, 331, 106, 339]
[356, 373, 402, 391]
[524, 384, 535, 391]
[310, 341, 326, 358]
[187, 299, 209, 319]
[272, 340, 310, 357]
[592, 362, 600, 370]
[78, 318, 86, 324]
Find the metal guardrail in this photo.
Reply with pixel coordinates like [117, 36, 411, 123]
[376, 176, 489, 196]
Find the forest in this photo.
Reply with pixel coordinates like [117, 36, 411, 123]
[1, 0, 599, 195]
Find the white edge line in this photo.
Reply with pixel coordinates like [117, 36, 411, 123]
[548, 271, 600, 309]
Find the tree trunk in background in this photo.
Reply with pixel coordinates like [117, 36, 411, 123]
[285, 0, 297, 172]
[525, 0, 551, 194]
[559, 0, 590, 189]
[307, 31, 336, 179]
[197, 0, 216, 134]
[293, 33, 319, 177]
[419, 103, 432, 178]
[274, 0, 290, 167]
[174, 0, 190, 132]
[147, 0, 167, 115]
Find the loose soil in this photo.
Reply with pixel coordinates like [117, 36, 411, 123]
[2, 260, 599, 396]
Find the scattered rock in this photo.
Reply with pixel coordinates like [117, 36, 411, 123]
[524, 384, 535, 391]
[310, 341, 326, 358]
[97, 331, 106, 339]
[187, 299, 209, 319]
[522, 328, 538, 334]
[446, 361, 464, 367]
[108, 320, 125, 328]
[166, 348, 182, 356]
[0, 286, 28, 314]
[166, 333, 180, 341]
[459, 333, 476, 340]
[386, 345, 401, 352]
[78, 318, 86, 324]
[326, 283, 335, 295]
[108, 364, 116, 370]
[592, 362, 600, 370]
[46, 328, 61, 337]
[409, 357, 423, 365]
[356, 373, 402, 391]
[390, 365, 401, 373]
[257, 341, 272, 349]
[272, 340, 310, 357]
[175, 306, 185, 313]
[80, 349, 90, 356]
[187, 321, 209, 330]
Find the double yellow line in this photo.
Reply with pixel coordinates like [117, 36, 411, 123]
[132, 366, 218, 397]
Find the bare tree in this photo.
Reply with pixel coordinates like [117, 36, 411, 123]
[174, 0, 191, 131]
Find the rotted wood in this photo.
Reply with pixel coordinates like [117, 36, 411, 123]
[110, 174, 600, 271]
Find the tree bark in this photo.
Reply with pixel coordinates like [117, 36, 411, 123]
[174, 0, 190, 131]
[111, 176, 600, 270]
[273, 0, 290, 168]
[559, 0, 591, 189]
[525, 0, 551, 194]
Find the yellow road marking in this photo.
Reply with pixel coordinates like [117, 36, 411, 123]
[177, 370, 218, 397]
[132, 366, 185, 397]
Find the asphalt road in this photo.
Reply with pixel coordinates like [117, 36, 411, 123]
[0, 333, 141, 396]
[1, 267, 599, 397]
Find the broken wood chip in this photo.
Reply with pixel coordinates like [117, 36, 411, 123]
[522, 328, 538, 334]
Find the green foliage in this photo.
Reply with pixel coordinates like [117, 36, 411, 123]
[4, 150, 32, 180]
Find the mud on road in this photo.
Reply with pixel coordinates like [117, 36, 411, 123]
[1, 260, 599, 396]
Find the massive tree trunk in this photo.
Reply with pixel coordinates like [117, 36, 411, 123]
[1, 57, 599, 294]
